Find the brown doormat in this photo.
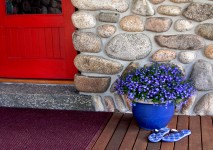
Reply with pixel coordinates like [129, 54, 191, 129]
[0, 107, 112, 150]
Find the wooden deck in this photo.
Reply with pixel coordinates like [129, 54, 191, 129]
[91, 113, 213, 150]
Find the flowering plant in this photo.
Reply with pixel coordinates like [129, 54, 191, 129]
[114, 63, 196, 107]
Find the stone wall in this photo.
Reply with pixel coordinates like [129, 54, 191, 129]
[71, 0, 213, 115]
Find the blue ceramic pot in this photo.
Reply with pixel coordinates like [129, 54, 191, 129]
[132, 102, 175, 130]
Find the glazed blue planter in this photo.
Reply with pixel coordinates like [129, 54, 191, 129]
[132, 102, 175, 130]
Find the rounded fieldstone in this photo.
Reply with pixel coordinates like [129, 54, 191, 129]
[131, 0, 155, 16]
[114, 93, 128, 112]
[72, 32, 101, 53]
[119, 15, 144, 32]
[97, 25, 116, 38]
[99, 12, 120, 23]
[191, 59, 213, 91]
[183, 2, 213, 22]
[71, 11, 96, 29]
[71, 0, 129, 13]
[181, 95, 196, 115]
[178, 51, 196, 64]
[196, 23, 213, 40]
[105, 33, 152, 61]
[205, 45, 213, 59]
[145, 17, 172, 32]
[122, 62, 140, 77]
[155, 34, 205, 50]
[152, 49, 176, 62]
[74, 55, 123, 75]
[74, 74, 111, 93]
[194, 93, 213, 115]
[157, 5, 181, 16]
[170, 0, 192, 2]
[174, 19, 193, 32]
[104, 96, 116, 112]
[150, 0, 165, 4]
[92, 95, 105, 111]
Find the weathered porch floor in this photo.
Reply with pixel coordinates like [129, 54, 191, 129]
[91, 114, 213, 150]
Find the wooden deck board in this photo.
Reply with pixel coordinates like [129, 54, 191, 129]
[93, 113, 213, 150]
[119, 118, 140, 150]
[160, 116, 178, 150]
[201, 116, 213, 150]
[106, 113, 132, 150]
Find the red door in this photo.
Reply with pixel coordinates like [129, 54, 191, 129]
[0, 0, 77, 79]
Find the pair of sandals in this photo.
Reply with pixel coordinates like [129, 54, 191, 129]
[148, 127, 191, 142]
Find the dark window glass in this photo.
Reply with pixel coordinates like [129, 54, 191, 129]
[6, 0, 62, 14]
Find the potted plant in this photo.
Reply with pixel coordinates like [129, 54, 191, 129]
[114, 63, 196, 130]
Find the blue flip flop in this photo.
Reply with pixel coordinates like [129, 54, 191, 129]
[162, 129, 191, 142]
[148, 127, 170, 142]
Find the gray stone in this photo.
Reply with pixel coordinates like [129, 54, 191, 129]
[72, 32, 101, 53]
[122, 95, 132, 110]
[114, 93, 128, 112]
[170, 0, 192, 3]
[122, 62, 140, 77]
[106, 33, 152, 61]
[155, 34, 205, 50]
[110, 82, 116, 93]
[104, 96, 116, 112]
[196, 23, 213, 40]
[150, 0, 165, 4]
[99, 12, 120, 23]
[74, 74, 111, 93]
[131, 0, 155, 16]
[74, 55, 123, 74]
[194, 93, 213, 115]
[71, 0, 129, 13]
[119, 15, 144, 32]
[157, 5, 181, 16]
[97, 24, 116, 38]
[183, 2, 213, 22]
[205, 45, 213, 59]
[92, 95, 105, 111]
[145, 17, 172, 32]
[71, 11, 96, 29]
[174, 19, 193, 32]
[191, 59, 213, 91]
[178, 51, 196, 64]
[152, 49, 176, 62]
[181, 95, 196, 115]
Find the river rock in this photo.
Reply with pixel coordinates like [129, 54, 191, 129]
[72, 32, 101, 53]
[183, 2, 213, 22]
[191, 59, 213, 91]
[122, 62, 140, 77]
[152, 49, 176, 62]
[205, 45, 213, 59]
[104, 96, 116, 112]
[71, 0, 129, 13]
[131, 0, 155, 16]
[92, 95, 105, 111]
[157, 5, 181, 16]
[174, 19, 193, 32]
[181, 95, 196, 115]
[99, 12, 120, 23]
[145, 17, 172, 32]
[196, 23, 213, 40]
[106, 33, 152, 61]
[170, 0, 192, 3]
[114, 93, 128, 112]
[194, 93, 213, 115]
[155, 34, 205, 50]
[178, 51, 196, 64]
[150, 0, 165, 4]
[71, 11, 96, 29]
[119, 15, 144, 32]
[74, 74, 111, 93]
[74, 55, 123, 74]
[97, 24, 116, 38]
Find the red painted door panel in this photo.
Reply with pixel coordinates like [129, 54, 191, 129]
[0, 0, 77, 79]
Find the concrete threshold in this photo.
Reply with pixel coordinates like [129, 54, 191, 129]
[0, 83, 94, 111]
